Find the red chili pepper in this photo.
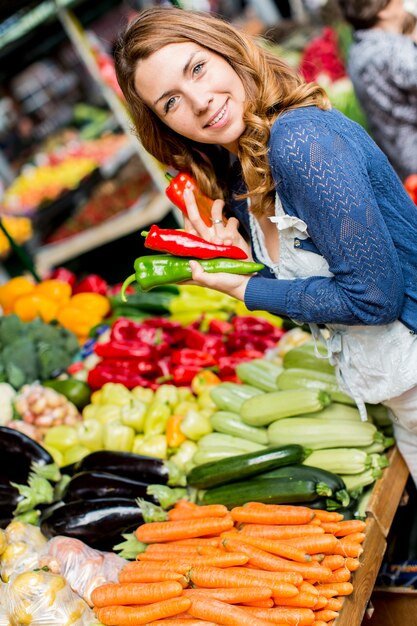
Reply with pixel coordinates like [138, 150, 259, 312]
[165, 172, 214, 227]
[170, 348, 218, 368]
[73, 274, 108, 295]
[231, 316, 276, 335]
[87, 364, 158, 390]
[184, 328, 227, 359]
[94, 341, 153, 359]
[46, 267, 77, 288]
[142, 225, 247, 260]
[226, 332, 278, 353]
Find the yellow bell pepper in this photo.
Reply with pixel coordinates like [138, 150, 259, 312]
[69, 292, 110, 317]
[13, 293, 59, 323]
[0, 276, 35, 313]
[56, 305, 102, 338]
[34, 279, 72, 304]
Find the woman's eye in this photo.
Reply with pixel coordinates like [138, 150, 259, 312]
[164, 97, 177, 113]
[193, 62, 204, 76]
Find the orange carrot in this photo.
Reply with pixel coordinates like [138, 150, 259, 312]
[168, 504, 228, 521]
[118, 568, 187, 586]
[147, 621, 218, 625]
[238, 524, 325, 539]
[182, 586, 273, 604]
[319, 522, 342, 535]
[311, 554, 325, 562]
[163, 537, 221, 547]
[241, 606, 315, 625]
[309, 517, 323, 526]
[188, 596, 277, 626]
[311, 511, 344, 523]
[300, 581, 319, 596]
[313, 609, 339, 622]
[345, 557, 360, 572]
[274, 591, 318, 608]
[226, 567, 303, 586]
[314, 596, 329, 610]
[280, 534, 339, 555]
[315, 582, 353, 596]
[95, 596, 191, 625]
[224, 533, 312, 563]
[321, 555, 345, 571]
[344, 532, 366, 544]
[231, 504, 314, 525]
[145, 543, 201, 553]
[135, 514, 234, 543]
[224, 538, 332, 581]
[333, 540, 364, 558]
[139, 549, 201, 560]
[313, 622, 329, 626]
[326, 566, 351, 584]
[91, 580, 183, 608]
[242, 598, 275, 608]
[326, 597, 344, 611]
[332, 520, 366, 537]
[189, 565, 299, 598]
[311, 585, 338, 599]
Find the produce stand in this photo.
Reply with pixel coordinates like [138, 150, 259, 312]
[335, 446, 409, 625]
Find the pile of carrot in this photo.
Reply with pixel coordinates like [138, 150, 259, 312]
[92, 500, 367, 626]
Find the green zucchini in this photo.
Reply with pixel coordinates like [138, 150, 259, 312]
[276, 368, 355, 406]
[187, 444, 305, 489]
[197, 433, 265, 453]
[282, 342, 335, 375]
[257, 464, 349, 505]
[210, 383, 263, 413]
[235, 359, 282, 392]
[240, 389, 331, 426]
[295, 403, 363, 421]
[200, 477, 318, 508]
[210, 411, 269, 445]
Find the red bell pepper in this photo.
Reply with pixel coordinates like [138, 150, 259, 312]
[87, 364, 158, 390]
[165, 172, 214, 227]
[142, 225, 247, 260]
[184, 328, 227, 359]
[46, 267, 77, 288]
[73, 274, 108, 295]
[208, 318, 234, 335]
[97, 357, 159, 376]
[217, 349, 264, 378]
[170, 348, 218, 368]
[94, 340, 153, 359]
[226, 332, 279, 353]
[169, 364, 203, 386]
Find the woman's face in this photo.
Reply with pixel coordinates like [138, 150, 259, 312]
[134, 42, 247, 153]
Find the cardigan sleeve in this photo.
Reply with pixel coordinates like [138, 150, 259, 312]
[244, 113, 405, 324]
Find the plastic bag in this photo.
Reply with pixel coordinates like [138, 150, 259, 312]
[39, 535, 127, 606]
[0, 569, 94, 625]
[0, 521, 47, 582]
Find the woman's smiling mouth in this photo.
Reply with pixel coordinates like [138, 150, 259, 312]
[206, 101, 228, 127]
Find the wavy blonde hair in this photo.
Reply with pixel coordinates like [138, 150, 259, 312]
[115, 7, 330, 217]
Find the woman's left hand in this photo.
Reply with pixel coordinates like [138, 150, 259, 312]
[188, 259, 251, 301]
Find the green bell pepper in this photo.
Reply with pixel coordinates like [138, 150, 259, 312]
[121, 255, 264, 296]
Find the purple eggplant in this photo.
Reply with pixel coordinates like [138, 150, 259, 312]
[63, 471, 158, 503]
[0, 427, 54, 483]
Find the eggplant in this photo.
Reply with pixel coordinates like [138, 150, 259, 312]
[73, 450, 186, 486]
[63, 471, 159, 503]
[0, 482, 22, 509]
[0, 427, 54, 483]
[40, 498, 145, 551]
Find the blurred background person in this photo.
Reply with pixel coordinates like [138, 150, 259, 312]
[338, 0, 417, 181]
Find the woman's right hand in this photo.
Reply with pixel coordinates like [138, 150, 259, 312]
[182, 187, 253, 261]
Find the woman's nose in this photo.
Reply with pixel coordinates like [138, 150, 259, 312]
[191, 93, 213, 115]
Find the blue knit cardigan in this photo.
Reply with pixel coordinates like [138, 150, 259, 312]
[230, 107, 417, 333]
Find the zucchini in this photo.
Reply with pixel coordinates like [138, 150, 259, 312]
[340, 468, 382, 495]
[200, 477, 319, 508]
[257, 463, 349, 505]
[282, 342, 335, 374]
[295, 403, 363, 421]
[268, 417, 378, 450]
[210, 383, 263, 413]
[192, 447, 239, 466]
[187, 444, 305, 489]
[240, 389, 331, 426]
[210, 411, 269, 445]
[303, 448, 372, 475]
[277, 368, 355, 405]
[235, 359, 282, 392]
[197, 433, 265, 453]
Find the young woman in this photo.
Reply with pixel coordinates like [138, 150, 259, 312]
[115, 6, 417, 484]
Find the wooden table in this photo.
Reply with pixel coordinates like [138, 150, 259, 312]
[335, 447, 409, 626]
